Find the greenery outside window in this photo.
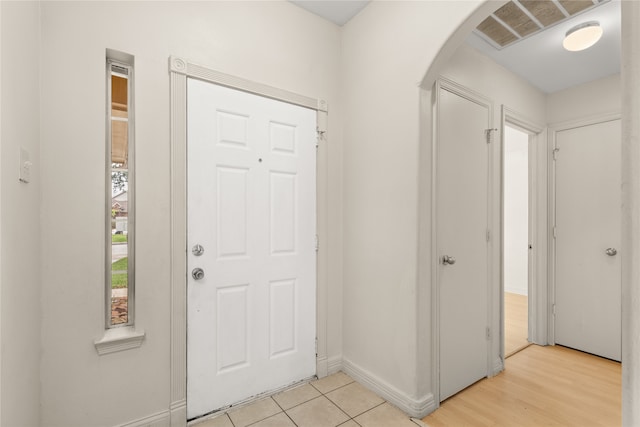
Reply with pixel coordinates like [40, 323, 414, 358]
[106, 56, 135, 328]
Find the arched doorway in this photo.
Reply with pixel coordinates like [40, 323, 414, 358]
[417, 1, 640, 423]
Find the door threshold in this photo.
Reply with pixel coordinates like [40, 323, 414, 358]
[188, 375, 317, 425]
[506, 342, 532, 359]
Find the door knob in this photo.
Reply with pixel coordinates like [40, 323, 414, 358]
[442, 255, 456, 265]
[192, 267, 205, 280]
[605, 248, 617, 256]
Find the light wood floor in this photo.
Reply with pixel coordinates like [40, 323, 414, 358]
[505, 292, 529, 357]
[422, 344, 621, 427]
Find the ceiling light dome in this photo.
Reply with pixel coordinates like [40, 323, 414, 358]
[563, 21, 603, 52]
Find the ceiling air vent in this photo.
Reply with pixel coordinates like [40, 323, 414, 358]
[474, 0, 609, 50]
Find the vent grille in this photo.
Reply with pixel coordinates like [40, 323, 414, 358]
[474, 0, 608, 50]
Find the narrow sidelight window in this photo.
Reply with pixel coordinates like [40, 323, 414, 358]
[106, 55, 135, 328]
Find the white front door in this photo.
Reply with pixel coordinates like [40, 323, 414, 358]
[554, 118, 621, 361]
[186, 78, 317, 419]
[437, 85, 491, 401]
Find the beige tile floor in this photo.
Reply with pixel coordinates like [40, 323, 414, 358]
[191, 372, 423, 427]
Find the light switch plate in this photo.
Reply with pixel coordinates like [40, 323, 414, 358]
[19, 147, 31, 183]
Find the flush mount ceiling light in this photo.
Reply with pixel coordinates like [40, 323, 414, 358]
[563, 21, 603, 51]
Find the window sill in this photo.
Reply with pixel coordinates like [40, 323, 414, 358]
[94, 326, 145, 355]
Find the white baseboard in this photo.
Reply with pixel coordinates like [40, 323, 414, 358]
[117, 410, 171, 427]
[341, 358, 436, 418]
[327, 355, 343, 375]
[317, 355, 329, 378]
[171, 400, 187, 427]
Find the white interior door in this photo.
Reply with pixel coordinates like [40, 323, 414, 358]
[554, 119, 621, 361]
[437, 86, 490, 401]
[186, 78, 317, 419]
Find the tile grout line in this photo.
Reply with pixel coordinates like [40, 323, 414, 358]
[200, 373, 412, 427]
[243, 397, 284, 427]
[268, 395, 300, 427]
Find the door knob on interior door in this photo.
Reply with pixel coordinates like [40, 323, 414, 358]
[442, 255, 456, 265]
[605, 248, 617, 256]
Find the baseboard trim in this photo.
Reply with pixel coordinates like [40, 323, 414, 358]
[341, 358, 436, 418]
[327, 355, 343, 375]
[171, 400, 187, 427]
[117, 410, 171, 427]
[317, 356, 329, 378]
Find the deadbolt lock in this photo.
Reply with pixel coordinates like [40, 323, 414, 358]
[192, 244, 205, 256]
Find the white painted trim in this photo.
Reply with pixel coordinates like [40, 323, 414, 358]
[501, 107, 547, 350]
[116, 410, 171, 427]
[547, 111, 621, 346]
[94, 326, 145, 355]
[327, 355, 343, 375]
[170, 401, 187, 427]
[169, 56, 326, 113]
[316, 356, 328, 379]
[170, 66, 188, 427]
[547, 111, 621, 132]
[169, 56, 328, 426]
[341, 357, 436, 418]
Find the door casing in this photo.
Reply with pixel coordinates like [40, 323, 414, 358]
[500, 108, 546, 354]
[168, 56, 329, 424]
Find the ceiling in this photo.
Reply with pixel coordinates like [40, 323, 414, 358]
[467, 0, 621, 93]
[291, 0, 620, 94]
[290, 1, 370, 26]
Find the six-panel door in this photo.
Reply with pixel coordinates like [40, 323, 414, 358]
[186, 79, 317, 419]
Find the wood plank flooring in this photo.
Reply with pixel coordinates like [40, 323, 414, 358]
[422, 345, 621, 427]
[505, 292, 529, 357]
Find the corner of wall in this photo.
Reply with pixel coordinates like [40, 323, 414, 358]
[0, 1, 43, 426]
[341, 357, 436, 418]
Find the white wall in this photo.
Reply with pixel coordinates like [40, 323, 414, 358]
[504, 126, 529, 296]
[39, 2, 342, 425]
[547, 74, 621, 124]
[440, 45, 548, 126]
[0, 2, 42, 426]
[340, 0, 488, 412]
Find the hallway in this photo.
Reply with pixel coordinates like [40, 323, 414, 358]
[422, 344, 621, 426]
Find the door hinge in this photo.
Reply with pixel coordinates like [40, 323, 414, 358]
[486, 229, 491, 243]
[486, 327, 491, 340]
[315, 337, 318, 356]
[314, 235, 319, 252]
[553, 148, 560, 160]
[485, 128, 497, 144]
[316, 131, 325, 148]
[552, 304, 556, 316]
[553, 226, 557, 239]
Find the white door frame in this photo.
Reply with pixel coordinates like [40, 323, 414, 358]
[168, 56, 329, 426]
[500, 108, 546, 351]
[547, 112, 621, 346]
[431, 76, 495, 406]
